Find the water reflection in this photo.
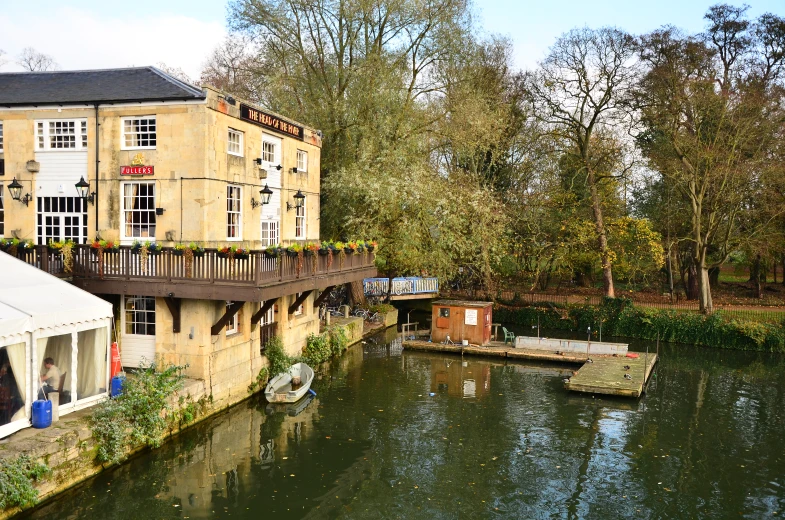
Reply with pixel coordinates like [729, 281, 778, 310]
[23, 332, 785, 520]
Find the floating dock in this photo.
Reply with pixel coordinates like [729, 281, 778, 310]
[402, 338, 657, 398]
[564, 354, 657, 398]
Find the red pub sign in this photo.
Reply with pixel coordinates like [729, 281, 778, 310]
[120, 165, 154, 175]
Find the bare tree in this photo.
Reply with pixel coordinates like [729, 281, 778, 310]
[0, 49, 7, 69]
[155, 63, 196, 86]
[200, 35, 262, 102]
[524, 27, 639, 298]
[17, 47, 58, 71]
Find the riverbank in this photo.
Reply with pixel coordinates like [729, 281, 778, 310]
[0, 319, 396, 519]
[493, 298, 785, 352]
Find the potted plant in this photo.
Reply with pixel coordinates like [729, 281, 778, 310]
[356, 240, 366, 254]
[345, 241, 357, 254]
[264, 244, 281, 258]
[130, 240, 142, 253]
[173, 243, 187, 256]
[367, 240, 378, 253]
[146, 241, 162, 255]
[304, 242, 320, 256]
[217, 245, 236, 259]
[286, 244, 302, 258]
[318, 241, 332, 256]
[189, 242, 205, 257]
[234, 247, 250, 260]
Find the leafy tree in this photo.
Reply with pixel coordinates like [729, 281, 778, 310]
[524, 27, 639, 298]
[636, 6, 785, 312]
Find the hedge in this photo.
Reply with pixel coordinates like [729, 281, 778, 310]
[494, 298, 785, 352]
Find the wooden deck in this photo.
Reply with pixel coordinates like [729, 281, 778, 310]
[565, 354, 657, 398]
[401, 339, 658, 398]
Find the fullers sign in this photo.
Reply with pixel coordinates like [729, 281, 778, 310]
[120, 165, 154, 175]
[240, 104, 304, 140]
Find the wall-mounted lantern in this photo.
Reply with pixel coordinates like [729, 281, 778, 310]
[286, 189, 305, 211]
[251, 184, 274, 209]
[74, 176, 95, 205]
[8, 178, 32, 206]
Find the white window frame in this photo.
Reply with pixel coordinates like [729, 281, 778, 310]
[296, 150, 307, 173]
[121, 116, 157, 150]
[226, 301, 239, 336]
[295, 202, 306, 239]
[124, 296, 156, 336]
[262, 140, 276, 163]
[260, 220, 279, 247]
[227, 185, 242, 241]
[228, 128, 244, 157]
[120, 181, 156, 243]
[35, 119, 88, 151]
[0, 121, 4, 152]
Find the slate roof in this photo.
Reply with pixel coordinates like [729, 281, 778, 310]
[0, 67, 205, 106]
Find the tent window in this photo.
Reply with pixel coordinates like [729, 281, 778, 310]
[0, 344, 26, 428]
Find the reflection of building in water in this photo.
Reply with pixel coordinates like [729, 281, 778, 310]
[159, 396, 320, 519]
[430, 359, 491, 399]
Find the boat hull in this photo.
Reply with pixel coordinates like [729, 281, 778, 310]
[264, 363, 314, 403]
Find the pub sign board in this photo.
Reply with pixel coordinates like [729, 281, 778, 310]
[121, 165, 154, 175]
[240, 103, 304, 140]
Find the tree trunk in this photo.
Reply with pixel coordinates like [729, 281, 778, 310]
[348, 281, 366, 306]
[686, 263, 699, 300]
[695, 246, 713, 313]
[752, 254, 764, 299]
[708, 267, 720, 288]
[587, 171, 615, 298]
[667, 247, 675, 302]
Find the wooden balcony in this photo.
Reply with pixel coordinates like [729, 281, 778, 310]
[15, 245, 377, 302]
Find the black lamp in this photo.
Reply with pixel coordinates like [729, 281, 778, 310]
[287, 189, 305, 211]
[260, 184, 273, 204]
[8, 178, 31, 206]
[290, 166, 298, 174]
[275, 164, 283, 171]
[75, 176, 95, 205]
[251, 184, 274, 209]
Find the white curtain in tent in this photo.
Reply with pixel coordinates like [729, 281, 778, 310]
[77, 328, 108, 400]
[5, 343, 27, 422]
[36, 334, 72, 394]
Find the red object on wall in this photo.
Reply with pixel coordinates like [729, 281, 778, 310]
[120, 165, 154, 175]
[110, 342, 122, 377]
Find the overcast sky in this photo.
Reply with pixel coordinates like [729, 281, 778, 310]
[1, 0, 782, 79]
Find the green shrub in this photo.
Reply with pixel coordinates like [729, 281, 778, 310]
[248, 367, 269, 393]
[265, 336, 292, 377]
[302, 325, 350, 366]
[90, 362, 188, 465]
[0, 455, 50, 510]
[367, 303, 395, 314]
[494, 298, 785, 352]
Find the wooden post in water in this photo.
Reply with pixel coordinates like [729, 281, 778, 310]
[586, 326, 592, 361]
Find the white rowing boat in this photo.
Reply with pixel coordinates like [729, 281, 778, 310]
[264, 363, 314, 403]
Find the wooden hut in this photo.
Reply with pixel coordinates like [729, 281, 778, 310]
[431, 300, 493, 346]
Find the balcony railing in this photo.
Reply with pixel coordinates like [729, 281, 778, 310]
[14, 245, 375, 287]
[363, 277, 439, 296]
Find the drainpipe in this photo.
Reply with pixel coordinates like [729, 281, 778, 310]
[94, 104, 100, 237]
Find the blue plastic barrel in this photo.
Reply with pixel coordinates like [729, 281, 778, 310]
[111, 375, 125, 397]
[32, 400, 52, 429]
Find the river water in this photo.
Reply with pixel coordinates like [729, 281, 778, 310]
[23, 327, 785, 519]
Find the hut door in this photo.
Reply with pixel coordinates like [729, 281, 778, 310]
[483, 307, 492, 344]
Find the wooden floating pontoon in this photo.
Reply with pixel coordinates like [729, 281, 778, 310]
[402, 339, 658, 398]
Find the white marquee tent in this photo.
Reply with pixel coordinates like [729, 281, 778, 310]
[0, 251, 113, 438]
